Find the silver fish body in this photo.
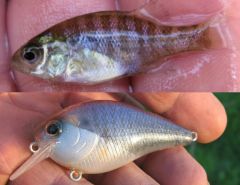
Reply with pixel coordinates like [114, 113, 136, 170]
[10, 101, 197, 181]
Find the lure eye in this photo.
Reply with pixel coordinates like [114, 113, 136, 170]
[46, 121, 62, 136]
[22, 46, 42, 64]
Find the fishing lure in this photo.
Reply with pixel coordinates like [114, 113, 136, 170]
[10, 101, 197, 181]
[11, 0, 211, 84]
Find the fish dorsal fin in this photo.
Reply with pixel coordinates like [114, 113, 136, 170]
[129, 0, 163, 26]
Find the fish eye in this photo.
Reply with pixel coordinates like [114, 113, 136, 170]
[46, 121, 62, 136]
[23, 51, 36, 61]
[22, 46, 42, 64]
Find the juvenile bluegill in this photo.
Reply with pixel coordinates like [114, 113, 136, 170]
[10, 101, 197, 181]
[11, 9, 211, 84]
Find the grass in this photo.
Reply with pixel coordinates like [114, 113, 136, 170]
[188, 93, 240, 185]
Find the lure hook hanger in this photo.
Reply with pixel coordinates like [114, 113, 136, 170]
[29, 142, 39, 153]
[70, 169, 82, 181]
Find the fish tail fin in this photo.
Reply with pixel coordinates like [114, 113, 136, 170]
[191, 20, 215, 50]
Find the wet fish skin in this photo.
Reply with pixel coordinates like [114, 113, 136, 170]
[39, 101, 196, 174]
[11, 11, 209, 84]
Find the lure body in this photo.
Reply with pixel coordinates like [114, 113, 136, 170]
[10, 101, 197, 181]
[51, 101, 196, 173]
[12, 10, 209, 84]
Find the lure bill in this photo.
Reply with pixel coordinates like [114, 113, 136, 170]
[10, 101, 197, 181]
[11, 2, 211, 84]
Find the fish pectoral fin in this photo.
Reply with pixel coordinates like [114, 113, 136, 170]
[129, 0, 163, 25]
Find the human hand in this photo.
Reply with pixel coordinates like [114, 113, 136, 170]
[0, 0, 15, 92]
[0, 93, 226, 185]
[0, 0, 239, 92]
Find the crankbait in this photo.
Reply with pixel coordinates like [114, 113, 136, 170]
[11, 0, 211, 84]
[10, 101, 197, 181]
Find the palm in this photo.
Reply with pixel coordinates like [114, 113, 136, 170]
[0, 0, 239, 92]
[0, 93, 226, 185]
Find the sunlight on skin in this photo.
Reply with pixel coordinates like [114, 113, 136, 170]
[133, 49, 239, 91]
[0, 93, 226, 185]
[224, 0, 240, 90]
[5, 0, 240, 91]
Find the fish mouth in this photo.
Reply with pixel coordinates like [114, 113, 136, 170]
[11, 53, 20, 69]
[10, 141, 56, 181]
[11, 61, 32, 76]
[11, 51, 30, 74]
[11, 59, 22, 71]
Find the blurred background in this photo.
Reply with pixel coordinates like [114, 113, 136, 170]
[188, 93, 240, 185]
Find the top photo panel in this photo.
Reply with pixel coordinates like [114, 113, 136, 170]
[1, 0, 240, 92]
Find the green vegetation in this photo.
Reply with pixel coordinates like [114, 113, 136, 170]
[188, 93, 240, 185]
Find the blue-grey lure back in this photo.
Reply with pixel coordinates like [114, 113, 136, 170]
[10, 101, 197, 181]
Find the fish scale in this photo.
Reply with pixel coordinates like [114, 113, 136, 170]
[12, 11, 210, 84]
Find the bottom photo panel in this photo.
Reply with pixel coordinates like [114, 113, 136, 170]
[0, 93, 238, 185]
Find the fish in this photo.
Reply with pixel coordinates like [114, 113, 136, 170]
[11, 0, 211, 85]
[10, 101, 197, 181]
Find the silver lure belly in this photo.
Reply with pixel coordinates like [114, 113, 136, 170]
[50, 101, 197, 174]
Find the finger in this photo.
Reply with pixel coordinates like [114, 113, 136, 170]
[132, 93, 180, 113]
[92, 163, 159, 185]
[133, 93, 227, 143]
[0, 0, 15, 91]
[0, 93, 65, 183]
[7, 0, 131, 91]
[118, 0, 223, 25]
[132, 49, 240, 91]
[9, 160, 93, 185]
[224, 0, 240, 87]
[13, 72, 130, 92]
[142, 147, 208, 185]
[60, 92, 118, 107]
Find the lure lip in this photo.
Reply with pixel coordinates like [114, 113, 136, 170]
[9, 141, 55, 181]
